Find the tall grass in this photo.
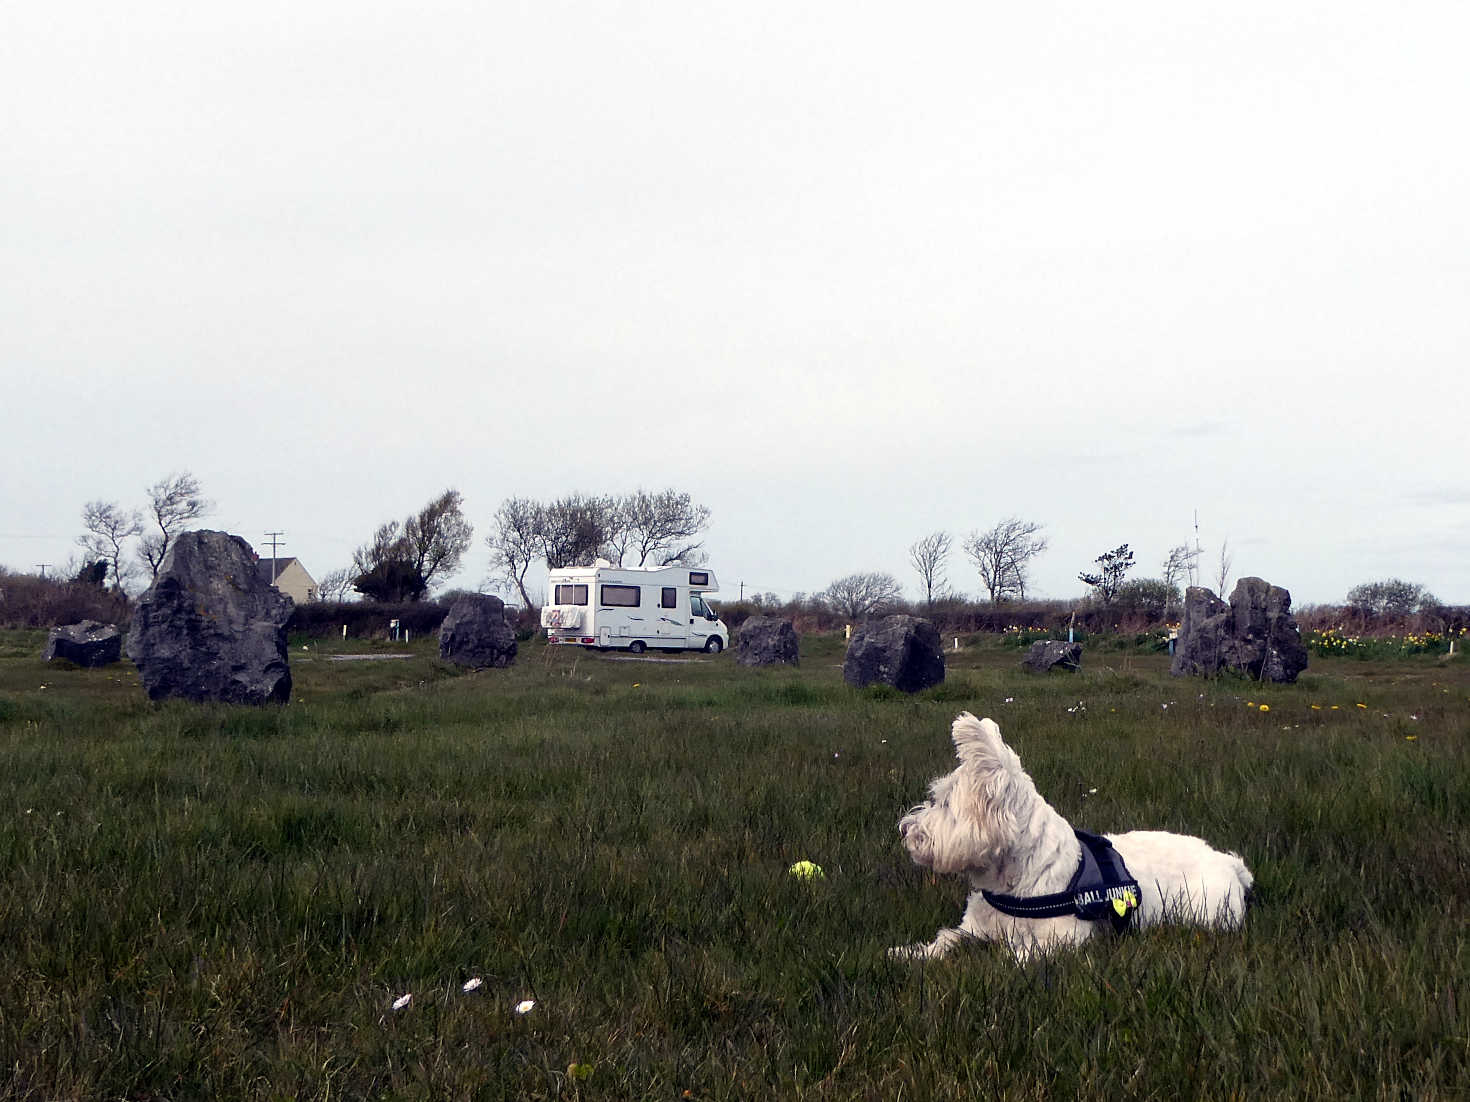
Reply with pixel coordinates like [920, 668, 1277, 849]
[1, 634, 1466, 1099]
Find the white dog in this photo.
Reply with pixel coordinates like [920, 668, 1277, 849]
[894, 712, 1253, 961]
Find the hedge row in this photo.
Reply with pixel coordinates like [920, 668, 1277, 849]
[286, 601, 450, 639]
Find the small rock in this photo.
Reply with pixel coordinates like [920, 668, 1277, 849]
[438, 594, 517, 669]
[43, 621, 122, 667]
[1021, 640, 1082, 674]
[735, 616, 800, 667]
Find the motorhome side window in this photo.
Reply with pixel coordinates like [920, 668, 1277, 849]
[660, 587, 677, 608]
[555, 584, 588, 605]
[601, 584, 640, 607]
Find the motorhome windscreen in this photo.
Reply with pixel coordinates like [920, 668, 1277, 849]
[601, 584, 640, 607]
[555, 584, 588, 605]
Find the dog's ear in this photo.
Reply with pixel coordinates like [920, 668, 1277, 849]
[946, 713, 1025, 859]
[951, 712, 1008, 766]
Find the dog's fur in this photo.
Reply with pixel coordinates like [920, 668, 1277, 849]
[894, 712, 1253, 961]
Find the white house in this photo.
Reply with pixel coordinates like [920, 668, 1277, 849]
[255, 557, 318, 604]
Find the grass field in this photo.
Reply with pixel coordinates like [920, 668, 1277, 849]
[1, 629, 1466, 1100]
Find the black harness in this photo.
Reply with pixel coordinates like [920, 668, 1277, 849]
[981, 829, 1141, 932]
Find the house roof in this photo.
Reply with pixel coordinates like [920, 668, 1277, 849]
[255, 557, 299, 583]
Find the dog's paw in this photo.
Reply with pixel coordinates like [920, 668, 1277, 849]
[888, 936, 958, 962]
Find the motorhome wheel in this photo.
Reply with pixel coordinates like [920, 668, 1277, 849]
[628, 640, 646, 654]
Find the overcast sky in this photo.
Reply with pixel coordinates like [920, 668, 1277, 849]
[4, 1, 1466, 607]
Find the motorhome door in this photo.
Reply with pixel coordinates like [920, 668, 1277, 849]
[688, 592, 715, 646]
[654, 585, 688, 646]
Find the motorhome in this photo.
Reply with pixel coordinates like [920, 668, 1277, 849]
[540, 563, 729, 653]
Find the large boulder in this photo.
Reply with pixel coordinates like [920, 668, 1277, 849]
[44, 620, 122, 667]
[1171, 578, 1308, 683]
[439, 594, 517, 669]
[126, 531, 293, 704]
[1022, 639, 1082, 674]
[843, 615, 945, 693]
[1171, 587, 1232, 676]
[735, 616, 800, 667]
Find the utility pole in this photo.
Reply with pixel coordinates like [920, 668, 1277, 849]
[263, 532, 285, 582]
[740, 580, 745, 601]
[36, 563, 50, 579]
[1191, 511, 1202, 587]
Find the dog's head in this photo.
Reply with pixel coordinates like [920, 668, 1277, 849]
[898, 712, 1039, 876]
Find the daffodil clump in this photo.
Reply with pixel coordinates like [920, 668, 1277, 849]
[1308, 626, 1464, 659]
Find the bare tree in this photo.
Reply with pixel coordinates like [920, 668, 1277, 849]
[963, 518, 1048, 603]
[1078, 544, 1135, 604]
[401, 489, 474, 592]
[350, 489, 474, 601]
[610, 488, 711, 566]
[317, 567, 356, 603]
[486, 496, 543, 609]
[536, 493, 617, 569]
[908, 531, 951, 606]
[351, 520, 423, 601]
[1214, 538, 1233, 597]
[138, 472, 212, 580]
[352, 520, 403, 579]
[1161, 543, 1201, 615]
[821, 571, 902, 620]
[77, 500, 142, 593]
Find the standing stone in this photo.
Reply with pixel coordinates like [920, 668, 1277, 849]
[1171, 578, 1308, 683]
[439, 594, 517, 669]
[1171, 587, 1232, 677]
[735, 616, 800, 667]
[1022, 640, 1083, 674]
[44, 620, 122, 667]
[843, 615, 945, 693]
[126, 531, 293, 704]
